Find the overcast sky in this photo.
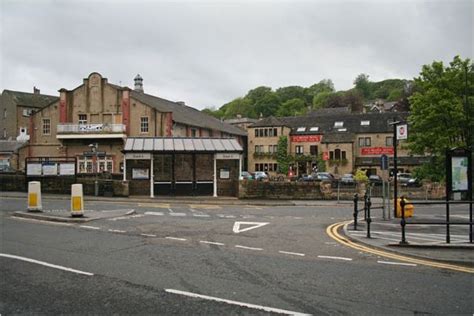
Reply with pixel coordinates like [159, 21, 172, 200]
[0, 0, 472, 110]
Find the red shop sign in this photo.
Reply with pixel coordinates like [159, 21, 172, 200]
[291, 135, 322, 143]
[361, 147, 394, 155]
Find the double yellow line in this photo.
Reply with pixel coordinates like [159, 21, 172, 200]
[327, 221, 474, 274]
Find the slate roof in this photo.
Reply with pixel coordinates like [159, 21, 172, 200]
[0, 140, 24, 153]
[321, 133, 356, 143]
[130, 91, 247, 137]
[123, 137, 243, 153]
[2, 90, 58, 108]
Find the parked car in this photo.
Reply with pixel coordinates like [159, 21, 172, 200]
[340, 174, 355, 185]
[405, 177, 422, 187]
[254, 171, 269, 181]
[298, 174, 316, 182]
[315, 172, 337, 188]
[239, 171, 254, 180]
[397, 173, 412, 184]
[369, 175, 383, 186]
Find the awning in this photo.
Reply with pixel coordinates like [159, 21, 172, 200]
[123, 137, 243, 153]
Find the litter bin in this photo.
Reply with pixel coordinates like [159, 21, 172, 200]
[396, 198, 414, 218]
[103, 180, 114, 197]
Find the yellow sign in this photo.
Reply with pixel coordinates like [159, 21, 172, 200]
[72, 196, 82, 211]
[28, 193, 37, 207]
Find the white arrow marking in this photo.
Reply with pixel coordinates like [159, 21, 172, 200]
[232, 221, 269, 234]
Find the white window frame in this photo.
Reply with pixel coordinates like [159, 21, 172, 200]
[78, 114, 88, 125]
[140, 117, 149, 133]
[297, 127, 306, 132]
[42, 118, 51, 135]
[309, 127, 319, 132]
[334, 121, 344, 128]
[295, 145, 304, 154]
[361, 120, 370, 126]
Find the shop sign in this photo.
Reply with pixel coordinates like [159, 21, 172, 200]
[125, 153, 151, 160]
[216, 153, 240, 160]
[322, 152, 329, 161]
[396, 124, 408, 140]
[59, 163, 75, 175]
[132, 168, 149, 179]
[291, 135, 322, 143]
[361, 147, 394, 155]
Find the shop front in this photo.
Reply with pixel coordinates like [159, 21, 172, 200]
[123, 137, 243, 197]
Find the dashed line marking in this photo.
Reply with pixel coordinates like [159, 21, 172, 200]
[377, 260, 417, 267]
[165, 289, 310, 316]
[193, 214, 210, 218]
[108, 214, 144, 221]
[170, 213, 187, 217]
[278, 251, 305, 257]
[235, 245, 263, 251]
[200, 241, 225, 246]
[217, 214, 236, 218]
[141, 233, 157, 237]
[108, 229, 126, 233]
[318, 255, 353, 261]
[165, 237, 187, 241]
[79, 225, 101, 230]
[144, 211, 164, 216]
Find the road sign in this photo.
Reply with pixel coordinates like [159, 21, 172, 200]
[396, 124, 408, 140]
[232, 222, 269, 234]
[381, 154, 389, 170]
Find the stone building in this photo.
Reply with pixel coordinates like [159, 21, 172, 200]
[18, 72, 246, 196]
[248, 112, 427, 178]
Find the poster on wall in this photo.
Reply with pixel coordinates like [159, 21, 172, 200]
[42, 163, 58, 176]
[451, 157, 468, 191]
[27, 163, 42, 176]
[219, 168, 230, 179]
[59, 163, 75, 176]
[132, 168, 149, 180]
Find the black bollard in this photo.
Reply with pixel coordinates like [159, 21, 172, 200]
[366, 196, 372, 238]
[353, 193, 359, 230]
[400, 196, 408, 244]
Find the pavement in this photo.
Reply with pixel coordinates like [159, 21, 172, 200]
[3, 190, 473, 267]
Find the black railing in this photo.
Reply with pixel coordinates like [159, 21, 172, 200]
[352, 193, 374, 238]
[399, 197, 473, 244]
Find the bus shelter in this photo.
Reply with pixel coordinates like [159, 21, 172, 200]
[123, 137, 243, 197]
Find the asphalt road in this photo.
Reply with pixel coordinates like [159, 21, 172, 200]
[1, 196, 472, 315]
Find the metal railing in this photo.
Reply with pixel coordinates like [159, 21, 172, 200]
[57, 123, 126, 134]
[352, 193, 373, 238]
[399, 198, 473, 244]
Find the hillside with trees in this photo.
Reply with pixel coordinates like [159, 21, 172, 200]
[202, 76, 411, 119]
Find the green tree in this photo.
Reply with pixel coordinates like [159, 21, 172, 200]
[409, 56, 474, 180]
[276, 136, 292, 174]
[275, 86, 306, 104]
[312, 91, 334, 109]
[354, 73, 371, 99]
[276, 98, 306, 117]
[220, 97, 256, 119]
[254, 92, 280, 117]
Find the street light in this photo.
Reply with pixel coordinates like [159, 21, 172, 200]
[89, 143, 99, 196]
[388, 120, 401, 218]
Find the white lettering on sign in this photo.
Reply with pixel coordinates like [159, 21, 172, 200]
[125, 153, 151, 160]
[216, 153, 240, 160]
[232, 221, 269, 233]
[396, 124, 408, 140]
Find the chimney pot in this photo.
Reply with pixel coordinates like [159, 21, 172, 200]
[33, 87, 40, 94]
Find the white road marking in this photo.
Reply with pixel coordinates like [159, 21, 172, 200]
[233, 221, 269, 233]
[235, 245, 263, 251]
[165, 289, 310, 316]
[200, 241, 225, 246]
[79, 225, 101, 230]
[144, 211, 164, 216]
[101, 209, 135, 213]
[217, 214, 236, 218]
[318, 255, 353, 261]
[377, 260, 417, 267]
[168, 208, 174, 213]
[0, 253, 94, 276]
[170, 213, 187, 217]
[141, 233, 157, 237]
[108, 229, 126, 233]
[189, 204, 221, 209]
[108, 214, 144, 221]
[165, 237, 187, 241]
[278, 251, 305, 257]
[193, 214, 210, 217]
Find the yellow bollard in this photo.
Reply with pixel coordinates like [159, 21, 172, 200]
[71, 184, 84, 217]
[27, 181, 42, 212]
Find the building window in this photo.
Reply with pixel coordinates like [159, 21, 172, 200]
[329, 151, 334, 160]
[365, 137, 371, 147]
[274, 128, 277, 137]
[255, 129, 258, 137]
[297, 127, 306, 132]
[259, 129, 264, 137]
[3, 128, 6, 138]
[310, 127, 319, 132]
[342, 151, 346, 160]
[334, 121, 344, 128]
[359, 137, 371, 147]
[386, 136, 393, 146]
[310, 145, 318, 156]
[255, 145, 260, 153]
[335, 149, 341, 160]
[140, 117, 149, 133]
[358, 137, 364, 147]
[269, 128, 274, 137]
[295, 145, 304, 154]
[330, 149, 347, 161]
[3, 109, 7, 119]
[78, 114, 87, 125]
[361, 120, 370, 126]
[190, 128, 197, 137]
[42, 119, 51, 135]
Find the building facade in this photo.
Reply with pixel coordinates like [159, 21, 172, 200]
[248, 112, 427, 178]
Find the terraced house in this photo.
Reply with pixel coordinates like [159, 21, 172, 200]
[248, 111, 428, 178]
[19, 72, 246, 196]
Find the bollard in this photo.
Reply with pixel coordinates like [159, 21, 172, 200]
[366, 196, 372, 238]
[353, 194, 359, 230]
[71, 184, 84, 217]
[27, 181, 42, 212]
[363, 192, 368, 220]
[400, 196, 408, 244]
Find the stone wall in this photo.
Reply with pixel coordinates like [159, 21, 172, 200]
[239, 180, 332, 200]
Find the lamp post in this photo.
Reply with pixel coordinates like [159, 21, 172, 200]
[389, 120, 401, 218]
[89, 143, 99, 196]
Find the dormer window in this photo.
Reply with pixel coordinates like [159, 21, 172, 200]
[309, 127, 319, 132]
[334, 121, 344, 128]
[361, 120, 370, 126]
[297, 127, 306, 132]
[338, 128, 347, 132]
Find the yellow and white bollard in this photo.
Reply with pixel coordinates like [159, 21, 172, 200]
[27, 181, 42, 212]
[71, 184, 84, 217]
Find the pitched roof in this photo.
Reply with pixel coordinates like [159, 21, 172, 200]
[123, 137, 243, 153]
[130, 91, 246, 136]
[2, 90, 58, 108]
[0, 140, 24, 153]
[321, 132, 355, 143]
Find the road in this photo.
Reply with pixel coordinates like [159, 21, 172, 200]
[1, 196, 472, 315]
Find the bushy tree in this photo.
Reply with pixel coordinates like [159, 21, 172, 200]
[354, 73, 371, 99]
[276, 98, 306, 117]
[276, 136, 291, 174]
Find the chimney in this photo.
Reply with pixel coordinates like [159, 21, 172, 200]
[33, 87, 40, 94]
[134, 74, 144, 93]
